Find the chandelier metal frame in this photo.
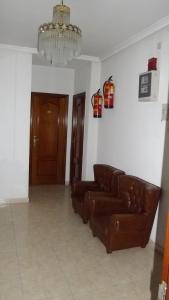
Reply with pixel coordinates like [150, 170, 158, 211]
[38, 0, 82, 65]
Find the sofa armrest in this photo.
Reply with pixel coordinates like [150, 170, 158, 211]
[71, 181, 100, 196]
[88, 195, 127, 216]
[110, 213, 148, 232]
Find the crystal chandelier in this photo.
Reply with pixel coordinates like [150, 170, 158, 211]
[38, 0, 82, 65]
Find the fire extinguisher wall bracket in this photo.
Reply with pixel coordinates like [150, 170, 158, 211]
[91, 89, 103, 118]
[103, 76, 115, 109]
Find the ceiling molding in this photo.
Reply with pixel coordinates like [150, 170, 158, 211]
[0, 45, 100, 63]
[76, 55, 100, 62]
[0, 44, 37, 54]
[101, 14, 169, 62]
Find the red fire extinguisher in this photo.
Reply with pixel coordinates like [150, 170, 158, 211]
[91, 89, 103, 118]
[103, 76, 115, 108]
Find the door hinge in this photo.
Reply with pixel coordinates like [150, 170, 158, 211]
[158, 281, 167, 300]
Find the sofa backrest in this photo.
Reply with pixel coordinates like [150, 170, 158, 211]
[93, 164, 124, 196]
[117, 175, 161, 215]
[142, 181, 161, 216]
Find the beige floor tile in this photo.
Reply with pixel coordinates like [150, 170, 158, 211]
[42, 274, 75, 299]
[0, 185, 163, 300]
[0, 204, 12, 224]
[0, 283, 23, 300]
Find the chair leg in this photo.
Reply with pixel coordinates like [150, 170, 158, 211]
[72, 203, 77, 213]
[82, 218, 88, 224]
[106, 246, 112, 254]
[106, 238, 112, 254]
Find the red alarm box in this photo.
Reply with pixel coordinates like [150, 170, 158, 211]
[148, 57, 157, 71]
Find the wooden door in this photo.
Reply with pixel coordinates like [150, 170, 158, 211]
[70, 93, 85, 184]
[159, 211, 169, 299]
[30, 93, 68, 185]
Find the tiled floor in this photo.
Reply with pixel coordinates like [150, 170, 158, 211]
[0, 185, 162, 300]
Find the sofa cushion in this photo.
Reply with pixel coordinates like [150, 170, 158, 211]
[72, 164, 125, 223]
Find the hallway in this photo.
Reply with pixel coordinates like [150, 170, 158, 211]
[0, 185, 162, 300]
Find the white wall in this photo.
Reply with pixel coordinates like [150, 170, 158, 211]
[32, 65, 75, 183]
[74, 61, 101, 180]
[98, 27, 169, 243]
[0, 48, 32, 202]
[74, 62, 91, 95]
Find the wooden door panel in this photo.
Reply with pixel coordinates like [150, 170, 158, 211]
[30, 93, 68, 185]
[70, 93, 85, 184]
[161, 212, 169, 282]
[38, 161, 57, 176]
[39, 101, 59, 158]
[56, 98, 68, 184]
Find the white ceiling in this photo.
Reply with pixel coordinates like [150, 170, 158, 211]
[1, 0, 169, 62]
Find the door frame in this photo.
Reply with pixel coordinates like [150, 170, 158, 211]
[69, 92, 85, 184]
[29, 92, 69, 185]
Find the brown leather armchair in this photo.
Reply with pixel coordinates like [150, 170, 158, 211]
[71, 164, 125, 223]
[89, 175, 161, 253]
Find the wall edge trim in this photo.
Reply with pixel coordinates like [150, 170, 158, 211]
[0, 44, 37, 54]
[76, 55, 100, 62]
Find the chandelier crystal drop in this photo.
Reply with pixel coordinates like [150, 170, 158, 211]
[38, 0, 82, 65]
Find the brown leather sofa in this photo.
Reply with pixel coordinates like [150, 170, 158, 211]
[89, 175, 161, 253]
[71, 164, 125, 223]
